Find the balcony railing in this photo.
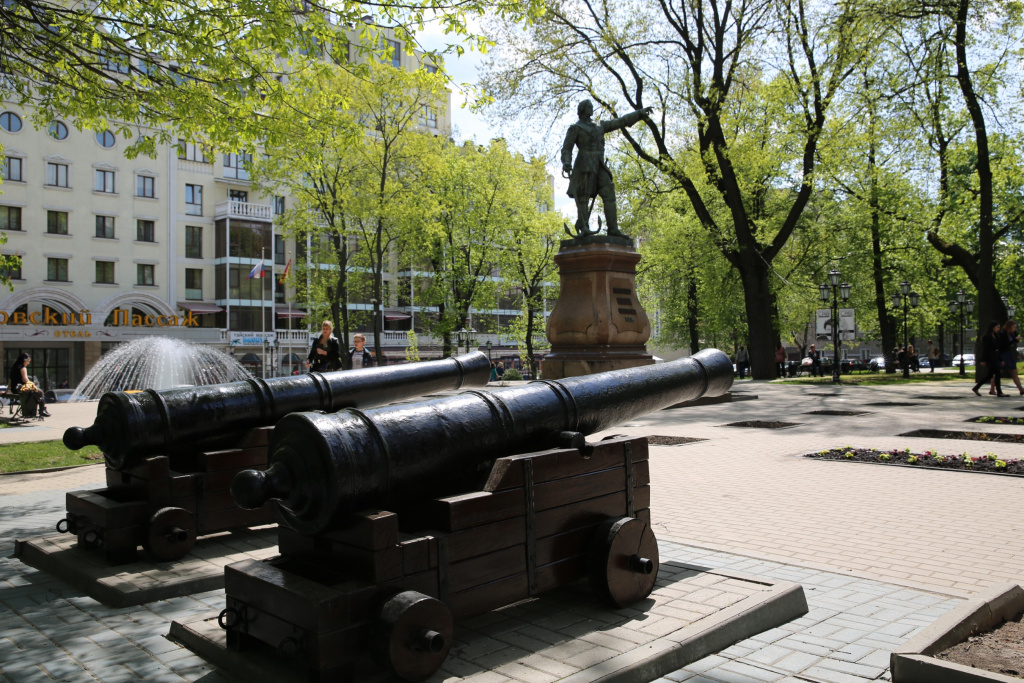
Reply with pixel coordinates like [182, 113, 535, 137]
[215, 201, 273, 221]
[177, 159, 213, 175]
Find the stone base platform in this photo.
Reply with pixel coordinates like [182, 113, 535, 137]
[13, 527, 278, 608]
[666, 391, 759, 409]
[169, 561, 806, 683]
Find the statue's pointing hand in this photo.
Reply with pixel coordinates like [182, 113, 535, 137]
[641, 107, 654, 118]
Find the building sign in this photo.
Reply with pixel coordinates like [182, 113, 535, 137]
[816, 308, 856, 339]
[230, 331, 277, 346]
[0, 309, 202, 328]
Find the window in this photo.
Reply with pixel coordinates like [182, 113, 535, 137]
[94, 169, 116, 193]
[48, 121, 68, 140]
[185, 268, 202, 300]
[229, 189, 248, 202]
[47, 258, 69, 282]
[419, 106, 437, 129]
[274, 196, 285, 215]
[137, 219, 154, 242]
[0, 259, 21, 280]
[1, 156, 22, 181]
[0, 206, 21, 231]
[186, 225, 202, 258]
[95, 130, 116, 148]
[177, 140, 209, 163]
[136, 175, 155, 198]
[386, 39, 401, 68]
[0, 112, 22, 133]
[95, 215, 115, 239]
[101, 53, 130, 74]
[95, 261, 115, 284]
[424, 63, 438, 74]
[185, 184, 202, 215]
[275, 234, 285, 264]
[223, 152, 251, 180]
[47, 211, 68, 235]
[137, 263, 155, 286]
[46, 162, 69, 187]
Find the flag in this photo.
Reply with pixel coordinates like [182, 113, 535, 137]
[279, 258, 292, 284]
[247, 260, 264, 279]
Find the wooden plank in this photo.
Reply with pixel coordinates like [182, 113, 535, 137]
[198, 489, 240, 513]
[533, 462, 649, 512]
[443, 517, 525, 564]
[224, 559, 372, 633]
[450, 573, 529, 621]
[197, 505, 272, 534]
[485, 438, 649, 491]
[449, 544, 526, 595]
[276, 527, 403, 583]
[197, 467, 263, 493]
[534, 486, 649, 539]
[321, 510, 399, 551]
[66, 490, 153, 530]
[194, 447, 268, 473]
[237, 427, 272, 449]
[400, 534, 435, 575]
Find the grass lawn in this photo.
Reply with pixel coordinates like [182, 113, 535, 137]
[0, 440, 103, 473]
[775, 372, 971, 386]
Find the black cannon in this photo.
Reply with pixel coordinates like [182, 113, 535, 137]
[48, 352, 492, 566]
[234, 348, 731, 534]
[207, 349, 732, 681]
[64, 352, 491, 469]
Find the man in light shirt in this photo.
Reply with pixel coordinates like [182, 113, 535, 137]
[349, 334, 374, 370]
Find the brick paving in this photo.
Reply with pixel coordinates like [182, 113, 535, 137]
[1, 377, 1022, 682]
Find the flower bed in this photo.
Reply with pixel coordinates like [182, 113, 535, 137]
[806, 447, 1024, 475]
[969, 415, 1024, 425]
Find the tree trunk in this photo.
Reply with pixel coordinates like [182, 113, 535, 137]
[686, 277, 700, 355]
[737, 253, 776, 380]
[868, 138, 897, 373]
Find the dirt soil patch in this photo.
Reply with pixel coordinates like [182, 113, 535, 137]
[646, 435, 707, 446]
[866, 401, 919, 407]
[722, 420, 800, 429]
[804, 410, 872, 416]
[898, 428, 1024, 444]
[936, 613, 1024, 679]
[806, 447, 1024, 475]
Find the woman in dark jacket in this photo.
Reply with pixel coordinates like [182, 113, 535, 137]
[307, 320, 342, 372]
[8, 352, 50, 417]
[999, 319, 1023, 395]
[973, 322, 1005, 396]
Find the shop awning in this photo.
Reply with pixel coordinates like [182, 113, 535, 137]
[276, 306, 307, 318]
[283, 353, 302, 363]
[239, 353, 262, 364]
[384, 313, 412, 321]
[177, 301, 224, 314]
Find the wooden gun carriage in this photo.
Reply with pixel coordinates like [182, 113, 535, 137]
[57, 353, 491, 565]
[218, 349, 732, 681]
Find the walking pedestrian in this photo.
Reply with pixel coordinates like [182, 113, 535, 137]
[927, 340, 940, 372]
[736, 345, 749, 379]
[775, 344, 787, 378]
[809, 344, 821, 377]
[1000, 320, 1023, 395]
[973, 322, 1006, 397]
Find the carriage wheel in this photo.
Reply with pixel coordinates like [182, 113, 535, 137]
[142, 507, 197, 561]
[375, 591, 453, 681]
[589, 516, 659, 608]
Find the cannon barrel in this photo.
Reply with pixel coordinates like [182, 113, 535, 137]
[64, 352, 492, 469]
[232, 348, 732, 535]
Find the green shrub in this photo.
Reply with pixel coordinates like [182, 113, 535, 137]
[502, 368, 524, 381]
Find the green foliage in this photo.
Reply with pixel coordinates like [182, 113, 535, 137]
[502, 367, 523, 381]
[0, 440, 103, 473]
[405, 330, 421, 363]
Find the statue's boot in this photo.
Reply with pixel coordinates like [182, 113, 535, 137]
[605, 200, 621, 235]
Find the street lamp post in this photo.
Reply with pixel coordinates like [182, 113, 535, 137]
[273, 337, 280, 377]
[456, 325, 477, 355]
[948, 290, 974, 377]
[1002, 295, 1016, 319]
[892, 281, 920, 379]
[818, 268, 851, 384]
[485, 340, 493, 362]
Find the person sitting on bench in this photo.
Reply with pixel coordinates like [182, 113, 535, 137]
[8, 353, 50, 418]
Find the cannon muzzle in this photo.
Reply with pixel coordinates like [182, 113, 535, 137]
[65, 352, 491, 469]
[233, 348, 732, 535]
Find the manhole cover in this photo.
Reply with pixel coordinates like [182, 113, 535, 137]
[866, 402, 919, 407]
[646, 435, 707, 446]
[721, 420, 800, 429]
[804, 410, 871, 416]
[897, 428, 1024, 443]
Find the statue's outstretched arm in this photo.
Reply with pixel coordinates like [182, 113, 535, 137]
[601, 107, 653, 134]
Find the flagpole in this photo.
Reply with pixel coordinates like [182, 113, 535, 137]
[261, 246, 266, 379]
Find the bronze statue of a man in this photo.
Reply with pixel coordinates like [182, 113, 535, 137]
[561, 99, 652, 236]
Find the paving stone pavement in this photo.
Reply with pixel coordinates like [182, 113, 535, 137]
[2, 377, 1021, 682]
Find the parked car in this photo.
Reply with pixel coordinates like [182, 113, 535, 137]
[45, 389, 75, 403]
[951, 354, 976, 366]
[868, 356, 886, 371]
[918, 355, 932, 369]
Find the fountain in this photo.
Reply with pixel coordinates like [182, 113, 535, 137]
[70, 338, 253, 401]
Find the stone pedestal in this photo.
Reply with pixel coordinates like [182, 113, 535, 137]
[544, 236, 654, 380]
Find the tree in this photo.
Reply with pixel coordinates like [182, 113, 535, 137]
[481, 0, 875, 378]
[250, 65, 366, 362]
[0, 0, 541, 155]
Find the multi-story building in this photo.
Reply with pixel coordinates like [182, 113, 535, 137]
[0, 27, 455, 390]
